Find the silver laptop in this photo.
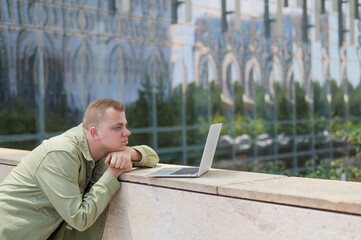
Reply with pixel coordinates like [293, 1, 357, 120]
[148, 123, 222, 178]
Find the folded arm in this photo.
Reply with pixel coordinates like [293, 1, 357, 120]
[105, 145, 159, 171]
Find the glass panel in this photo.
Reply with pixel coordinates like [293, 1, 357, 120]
[0, 0, 360, 175]
[221, 59, 240, 123]
[129, 0, 154, 18]
[84, 11, 118, 35]
[255, 55, 275, 158]
[276, 77, 294, 121]
[297, 154, 313, 171]
[154, 45, 180, 127]
[188, 51, 214, 125]
[0, 0, 37, 26]
[277, 123, 293, 155]
[233, 74, 245, 125]
[158, 151, 183, 165]
[313, 49, 332, 154]
[347, 77, 361, 118]
[296, 122, 311, 152]
[83, 0, 112, 10]
[186, 81, 208, 125]
[44, 0, 80, 5]
[186, 127, 208, 146]
[256, 125, 275, 157]
[186, 149, 204, 166]
[216, 124, 233, 168]
[0, 140, 38, 151]
[128, 132, 152, 147]
[83, 36, 123, 103]
[314, 122, 332, 151]
[42, 6, 81, 31]
[247, 158, 287, 174]
[0, 28, 37, 135]
[313, 80, 331, 119]
[210, 78, 222, 123]
[157, 131, 182, 148]
[154, 0, 171, 21]
[330, 77, 347, 132]
[43, 32, 81, 132]
[123, 41, 153, 128]
[295, 81, 310, 120]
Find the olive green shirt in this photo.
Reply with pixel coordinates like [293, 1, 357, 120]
[0, 124, 159, 240]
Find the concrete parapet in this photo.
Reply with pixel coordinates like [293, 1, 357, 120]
[1, 148, 361, 239]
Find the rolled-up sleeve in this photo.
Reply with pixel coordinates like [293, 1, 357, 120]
[34, 151, 120, 232]
[132, 145, 159, 167]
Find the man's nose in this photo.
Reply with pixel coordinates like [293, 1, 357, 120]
[124, 127, 131, 136]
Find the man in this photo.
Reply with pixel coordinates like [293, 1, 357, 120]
[0, 99, 159, 239]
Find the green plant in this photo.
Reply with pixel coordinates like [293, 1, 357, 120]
[247, 160, 286, 174]
[301, 158, 361, 182]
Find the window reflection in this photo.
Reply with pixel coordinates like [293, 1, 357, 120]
[0, 29, 37, 136]
[123, 42, 152, 129]
[1, 1, 360, 174]
[43, 32, 80, 132]
[154, 45, 180, 128]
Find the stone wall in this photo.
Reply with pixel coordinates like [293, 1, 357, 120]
[1, 148, 361, 240]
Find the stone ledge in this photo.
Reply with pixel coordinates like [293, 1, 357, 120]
[119, 165, 286, 194]
[0, 147, 28, 166]
[218, 176, 361, 215]
[104, 181, 361, 240]
[121, 164, 361, 216]
[1, 147, 360, 216]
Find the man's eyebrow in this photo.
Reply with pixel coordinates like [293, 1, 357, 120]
[112, 122, 127, 127]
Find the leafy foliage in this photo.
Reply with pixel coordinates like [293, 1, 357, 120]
[2, 74, 361, 181]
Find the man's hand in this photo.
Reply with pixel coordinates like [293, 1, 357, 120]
[105, 149, 133, 179]
[105, 147, 142, 172]
[105, 149, 133, 170]
[104, 147, 141, 176]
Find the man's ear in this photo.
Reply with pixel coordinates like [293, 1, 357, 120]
[90, 127, 99, 139]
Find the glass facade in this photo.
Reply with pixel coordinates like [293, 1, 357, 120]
[1, 0, 361, 174]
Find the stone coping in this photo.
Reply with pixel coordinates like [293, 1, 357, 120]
[121, 165, 361, 215]
[0, 147, 28, 165]
[1, 148, 361, 215]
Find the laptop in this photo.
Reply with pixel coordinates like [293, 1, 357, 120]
[148, 123, 222, 178]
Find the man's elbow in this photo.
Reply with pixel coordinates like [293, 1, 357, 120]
[67, 222, 89, 232]
[148, 156, 159, 167]
[66, 215, 94, 232]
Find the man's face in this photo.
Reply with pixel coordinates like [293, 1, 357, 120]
[97, 107, 131, 152]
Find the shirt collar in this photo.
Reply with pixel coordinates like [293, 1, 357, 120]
[73, 123, 94, 162]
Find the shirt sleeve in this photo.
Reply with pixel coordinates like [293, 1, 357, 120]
[34, 151, 121, 231]
[91, 158, 108, 184]
[131, 145, 159, 168]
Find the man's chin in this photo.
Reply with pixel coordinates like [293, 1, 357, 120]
[119, 146, 127, 151]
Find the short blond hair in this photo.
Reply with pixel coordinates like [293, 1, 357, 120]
[83, 99, 125, 130]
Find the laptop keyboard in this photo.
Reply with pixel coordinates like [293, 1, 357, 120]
[170, 167, 199, 175]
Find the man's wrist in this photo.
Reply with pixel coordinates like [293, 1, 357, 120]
[117, 173, 122, 182]
[128, 147, 142, 162]
[106, 167, 122, 179]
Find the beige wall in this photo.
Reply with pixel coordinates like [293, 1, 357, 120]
[1, 148, 361, 240]
[104, 182, 361, 240]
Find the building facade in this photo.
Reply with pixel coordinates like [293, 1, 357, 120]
[1, 0, 361, 174]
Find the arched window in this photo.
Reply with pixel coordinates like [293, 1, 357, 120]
[270, 58, 283, 102]
[221, 53, 241, 108]
[244, 57, 261, 105]
[195, 53, 218, 123]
